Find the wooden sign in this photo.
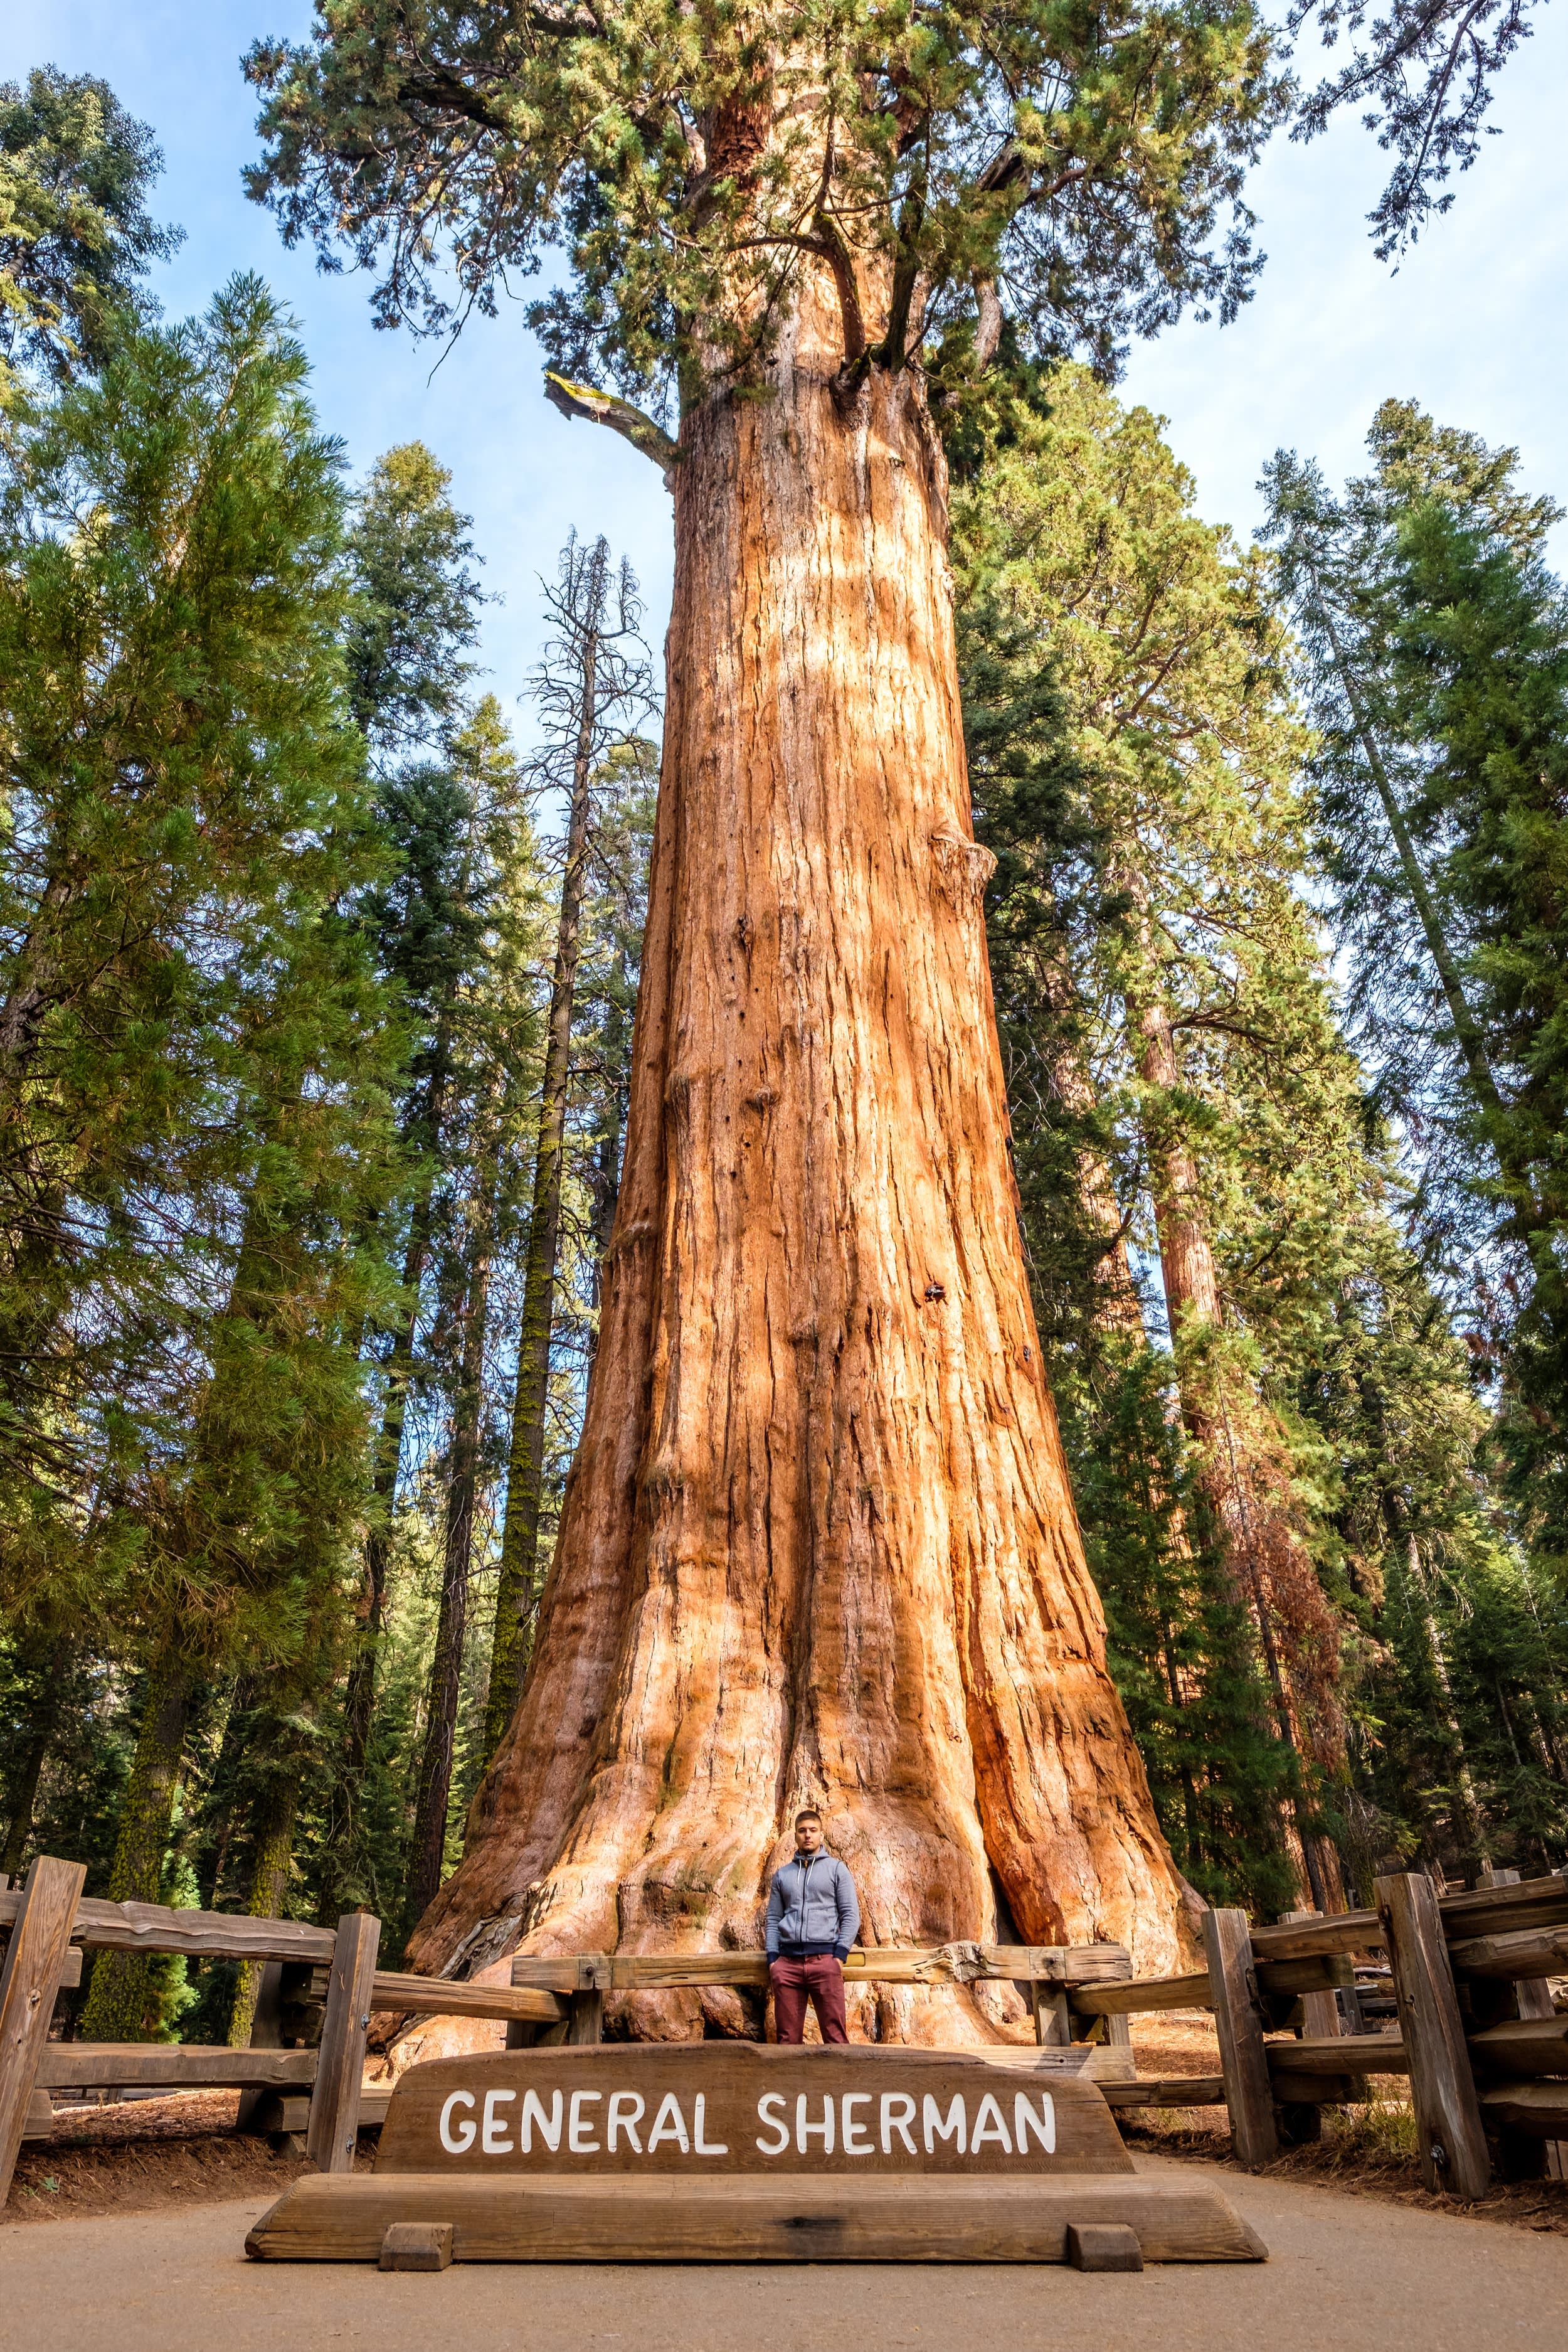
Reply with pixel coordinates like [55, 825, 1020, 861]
[376, 2045, 1133, 2179]
[246, 2042, 1268, 2267]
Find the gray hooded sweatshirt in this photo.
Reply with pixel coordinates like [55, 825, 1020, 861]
[765, 1848, 861, 1962]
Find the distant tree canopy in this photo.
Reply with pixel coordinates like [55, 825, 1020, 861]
[0, 65, 179, 384]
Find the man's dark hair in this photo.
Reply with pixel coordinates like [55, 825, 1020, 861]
[795, 1807, 822, 1826]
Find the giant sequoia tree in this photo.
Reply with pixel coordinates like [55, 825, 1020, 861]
[241, 3, 1290, 2021]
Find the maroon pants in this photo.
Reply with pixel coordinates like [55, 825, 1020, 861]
[770, 1953, 848, 2044]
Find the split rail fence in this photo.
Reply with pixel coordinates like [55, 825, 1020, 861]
[1064, 1866, 1568, 2200]
[4, 1853, 1565, 2211]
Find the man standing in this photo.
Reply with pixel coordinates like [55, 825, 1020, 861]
[765, 1808, 861, 2045]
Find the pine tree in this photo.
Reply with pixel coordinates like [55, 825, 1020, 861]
[1384, 503, 1568, 1553]
[0, 65, 179, 385]
[952, 363, 1353, 1904]
[327, 443, 489, 1889]
[1263, 410, 1568, 1567]
[0, 275, 401, 2030]
[336, 692, 544, 1922]
[482, 536, 655, 1764]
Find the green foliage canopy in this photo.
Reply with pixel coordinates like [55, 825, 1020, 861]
[0, 65, 179, 385]
[245, 0, 1285, 404]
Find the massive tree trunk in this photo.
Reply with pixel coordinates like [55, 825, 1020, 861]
[407, 278, 1191, 2039]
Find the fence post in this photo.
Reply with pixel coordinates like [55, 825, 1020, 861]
[1375, 1871, 1490, 2200]
[306, 1910, 380, 2174]
[1031, 1984, 1071, 2046]
[1202, 1907, 1278, 2167]
[0, 1854, 86, 2206]
[568, 1954, 609, 2045]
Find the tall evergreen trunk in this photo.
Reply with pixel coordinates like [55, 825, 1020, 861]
[1132, 978, 1335, 1911]
[1034, 950, 1147, 1344]
[80, 1654, 192, 2040]
[1313, 588, 1505, 1120]
[198, 1676, 255, 1910]
[1402, 1532, 1489, 1876]
[0, 1637, 66, 1876]
[406, 1231, 491, 1933]
[483, 581, 603, 1760]
[227, 1764, 300, 2045]
[342, 1054, 450, 1787]
[590, 944, 631, 1304]
[411, 280, 1191, 2033]
[326, 1055, 453, 1923]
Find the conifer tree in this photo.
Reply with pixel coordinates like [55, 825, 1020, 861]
[1384, 503, 1568, 1553]
[243, 0, 1272, 1998]
[482, 536, 655, 1764]
[329, 444, 488, 1872]
[0, 275, 400, 2029]
[1264, 412, 1568, 1565]
[952, 363, 1352, 1903]
[337, 691, 544, 1920]
[0, 65, 179, 385]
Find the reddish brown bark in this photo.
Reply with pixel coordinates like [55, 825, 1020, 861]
[405, 276, 1191, 2043]
[1133, 983, 1343, 1910]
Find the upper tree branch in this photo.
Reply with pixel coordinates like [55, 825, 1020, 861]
[543, 373, 679, 487]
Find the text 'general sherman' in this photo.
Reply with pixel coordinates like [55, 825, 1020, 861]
[437, 2087, 1057, 2163]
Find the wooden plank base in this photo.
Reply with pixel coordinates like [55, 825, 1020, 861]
[1066, 2221, 1143, 2272]
[245, 2171, 1267, 2265]
[379, 2221, 454, 2272]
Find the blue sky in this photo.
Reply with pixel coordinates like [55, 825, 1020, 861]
[6, 2, 1567, 730]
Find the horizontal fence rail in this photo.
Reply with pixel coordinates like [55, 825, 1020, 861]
[506, 1942, 1133, 1994]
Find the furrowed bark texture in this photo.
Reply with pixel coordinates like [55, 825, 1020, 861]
[1133, 981, 1342, 1912]
[410, 284, 1189, 2038]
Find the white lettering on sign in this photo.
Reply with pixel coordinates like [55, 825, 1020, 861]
[647, 2093, 690, 2154]
[608, 2091, 645, 2152]
[971, 2093, 1011, 2154]
[797, 2094, 835, 2155]
[1015, 2092, 1056, 2154]
[881, 2092, 916, 2155]
[923, 2094, 966, 2154]
[482, 2089, 516, 2154]
[440, 2077, 1066, 2167]
[439, 2090, 477, 2154]
[520, 2087, 563, 2153]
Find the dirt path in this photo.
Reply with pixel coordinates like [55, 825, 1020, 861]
[5, 2152, 1567, 2352]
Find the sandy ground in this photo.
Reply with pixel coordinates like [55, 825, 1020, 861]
[4, 2151, 1567, 2352]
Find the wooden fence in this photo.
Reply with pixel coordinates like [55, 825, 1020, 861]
[0, 1856, 1135, 2208]
[4, 1853, 1564, 2210]
[0, 1858, 572, 2207]
[1073, 1867, 1568, 2198]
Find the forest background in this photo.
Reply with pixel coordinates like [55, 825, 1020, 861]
[3, 2, 1567, 2040]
